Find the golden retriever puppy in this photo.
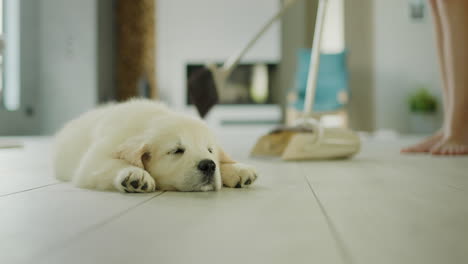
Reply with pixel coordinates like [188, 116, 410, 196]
[53, 99, 257, 192]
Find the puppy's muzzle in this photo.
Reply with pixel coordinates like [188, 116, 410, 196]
[198, 159, 216, 179]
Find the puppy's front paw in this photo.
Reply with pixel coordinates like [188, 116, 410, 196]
[221, 163, 258, 188]
[115, 167, 156, 193]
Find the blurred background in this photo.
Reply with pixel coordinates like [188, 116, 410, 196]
[0, 0, 442, 136]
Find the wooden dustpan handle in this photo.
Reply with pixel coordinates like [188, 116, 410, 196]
[303, 0, 329, 115]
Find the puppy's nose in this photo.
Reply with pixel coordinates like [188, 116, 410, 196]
[198, 159, 216, 175]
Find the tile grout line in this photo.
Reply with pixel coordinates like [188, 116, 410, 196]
[72, 191, 167, 238]
[304, 176, 355, 264]
[34, 191, 167, 262]
[0, 182, 62, 198]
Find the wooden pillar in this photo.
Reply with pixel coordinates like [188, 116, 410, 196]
[116, 0, 157, 100]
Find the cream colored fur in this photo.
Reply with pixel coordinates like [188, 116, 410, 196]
[53, 99, 257, 192]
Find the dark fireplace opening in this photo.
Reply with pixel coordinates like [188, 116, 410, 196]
[186, 63, 279, 105]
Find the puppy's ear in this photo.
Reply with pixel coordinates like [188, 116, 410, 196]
[218, 147, 236, 164]
[114, 137, 150, 168]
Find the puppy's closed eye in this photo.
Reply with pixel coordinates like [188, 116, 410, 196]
[168, 147, 185, 155]
[208, 147, 213, 154]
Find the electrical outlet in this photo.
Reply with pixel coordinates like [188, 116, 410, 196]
[65, 35, 75, 60]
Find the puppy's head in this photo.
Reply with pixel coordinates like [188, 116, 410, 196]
[115, 115, 232, 192]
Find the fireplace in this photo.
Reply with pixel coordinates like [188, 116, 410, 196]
[187, 63, 279, 105]
[185, 62, 281, 127]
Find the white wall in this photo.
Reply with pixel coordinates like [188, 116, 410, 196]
[38, 0, 99, 134]
[322, 0, 344, 53]
[157, 0, 280, 110]
[373, 0, 442, 132]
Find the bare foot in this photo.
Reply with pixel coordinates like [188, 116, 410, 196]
[430, 137, 468, 155]
[401, 131, 443, 153]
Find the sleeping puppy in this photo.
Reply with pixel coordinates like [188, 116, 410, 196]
[53, 99, 257, 192]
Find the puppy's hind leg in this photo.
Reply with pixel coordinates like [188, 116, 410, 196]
[73, 143, 156, 193]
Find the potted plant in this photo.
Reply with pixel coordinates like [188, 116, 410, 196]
[408, 87, 439, 134]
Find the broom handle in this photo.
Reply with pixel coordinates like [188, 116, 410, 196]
[222, 0, 300, 76]
[303, 0, 328, 115]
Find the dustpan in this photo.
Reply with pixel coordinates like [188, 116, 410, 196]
[251, 120, 360, 160]
[250, 0, 361, 160]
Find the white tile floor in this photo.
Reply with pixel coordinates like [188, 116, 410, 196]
[1, 133, 468, 264]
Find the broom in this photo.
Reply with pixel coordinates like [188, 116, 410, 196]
[250, 0, 360, 160]
[188, 0, 360, 160]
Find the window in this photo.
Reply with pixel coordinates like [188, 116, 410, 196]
[0, 0, 20, 111]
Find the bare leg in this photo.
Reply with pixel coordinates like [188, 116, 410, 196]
[402, 0, 447, 153]
[430, 0, 468, 155]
